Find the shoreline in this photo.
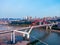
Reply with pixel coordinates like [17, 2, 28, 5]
[51, 30, 60, 33]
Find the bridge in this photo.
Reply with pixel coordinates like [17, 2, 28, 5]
[0, 22, 58, 43]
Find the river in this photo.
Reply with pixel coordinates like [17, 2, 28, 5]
[0, 25, 60, 45]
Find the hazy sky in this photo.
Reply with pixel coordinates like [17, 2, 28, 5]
[0, 0, 60, 18]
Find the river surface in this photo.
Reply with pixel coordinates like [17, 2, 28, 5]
[0, 25, 60, 45]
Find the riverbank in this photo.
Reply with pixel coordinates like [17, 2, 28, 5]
[51, 30, 60, 33]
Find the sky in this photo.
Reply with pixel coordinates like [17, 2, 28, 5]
[0, 0, 60, 18]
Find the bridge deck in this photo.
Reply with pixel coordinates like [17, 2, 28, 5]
[0, 23, 58, 34]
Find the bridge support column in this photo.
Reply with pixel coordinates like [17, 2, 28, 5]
[23, 30, 27, 37]
[13, 31, 15, 43]
[27, 34, 29, 39]
[11, 32, 13, 42]
[39, 22, 41, 25]
[46, 26, 48, 30]
[23, 34, 25, 37]
[49, 26, 52, 30]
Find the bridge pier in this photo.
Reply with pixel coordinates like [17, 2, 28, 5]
[12, 31, 15, 43]
[23, 33, 30, 40]
[49, 26, 52, 30]
[11, 32, 13, 42]
[27, 34, 30, 39]
[23, 30, 27, 37]
[46, 26, 49, 30]
[23, 34, 25, 37]
[46, 25, 52, 30]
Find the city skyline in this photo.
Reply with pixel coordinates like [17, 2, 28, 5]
[0, 0, 60, 18]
